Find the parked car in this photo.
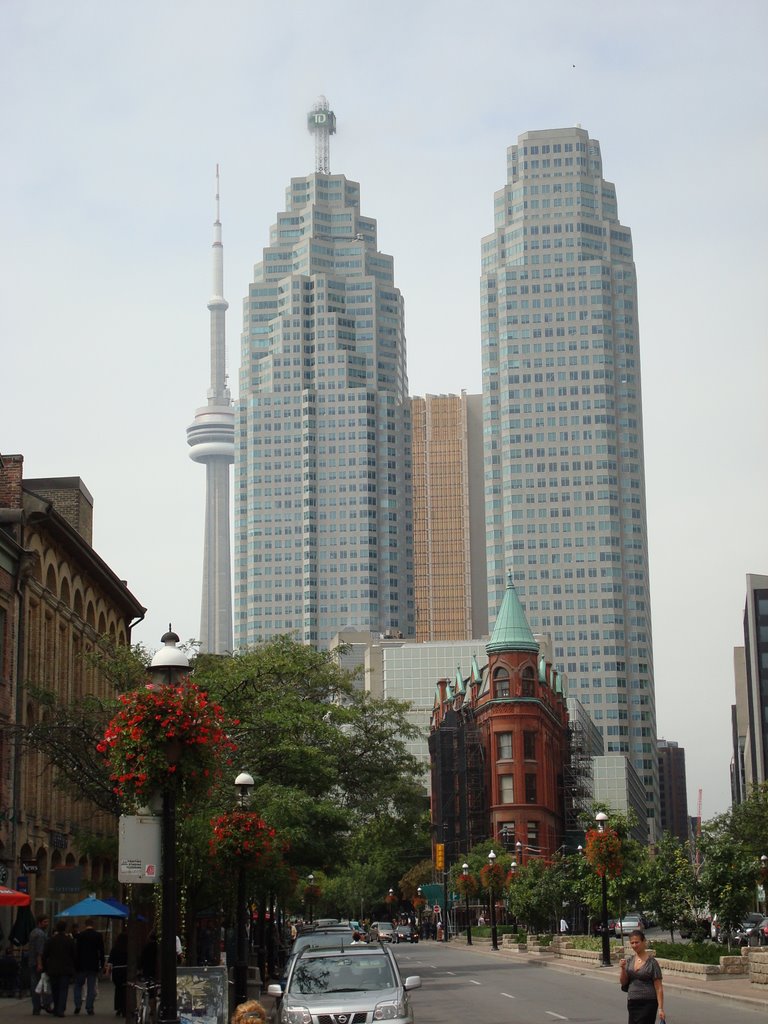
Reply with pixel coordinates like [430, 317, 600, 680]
[614, 916, 643, 934]
[395, 924, 418, 944]
[370, 921, 397, 943]
[277, 928, 355, 997]
[268, 942, 421, 1024]
[752, 917, 768, 946]
[728, 915, 762, 946]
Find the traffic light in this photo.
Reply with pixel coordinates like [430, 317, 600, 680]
[435, 843, 445, 870]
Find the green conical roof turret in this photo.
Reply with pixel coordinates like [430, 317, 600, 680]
[486, 571, 539, 655]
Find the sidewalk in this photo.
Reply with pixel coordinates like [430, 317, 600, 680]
[454, 937, 768, 1011]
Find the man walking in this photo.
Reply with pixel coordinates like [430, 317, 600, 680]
[29, 914, 51, 1015]
[43, 920, 76, 1018]
[73, 920, 105, 1015]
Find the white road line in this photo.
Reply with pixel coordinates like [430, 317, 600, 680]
[445, 971, 456, 975]
[545, 1012, 568, 1020]
[469, 979, 481, 986]
[500, 992, 515, 999]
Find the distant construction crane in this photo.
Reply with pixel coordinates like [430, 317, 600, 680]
[695, 787, 703, 871]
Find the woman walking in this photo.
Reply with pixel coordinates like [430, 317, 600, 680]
[618, 929, 665, 1024]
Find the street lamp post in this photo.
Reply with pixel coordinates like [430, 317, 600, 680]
[516, 839, 523, 866]
[488, 850, 499, 951]
[462, 864, 472, 946]
[308, 874, 315, 924]
[148, 628, 190, 1024]
[416, 887, 423, 939]
[233, 771, 254, 1007]
[595, 811, 611, 967]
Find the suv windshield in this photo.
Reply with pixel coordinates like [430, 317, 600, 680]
[290, 954, 396, 995]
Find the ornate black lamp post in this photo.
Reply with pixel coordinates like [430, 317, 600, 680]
[462, 864, 472, 946]
[488, 850, 499, 951]
[516, 839, 523, 866]
[595, 811, 611, 967]
[233, 771, 254, 1006]
[148, 629, 189, 1024]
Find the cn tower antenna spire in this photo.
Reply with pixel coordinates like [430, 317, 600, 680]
[186, 164, 234, 655]
[307, 95, 336, 174]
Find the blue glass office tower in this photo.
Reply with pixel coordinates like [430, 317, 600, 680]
[481, 126, 659, 829]
[235, 171, 413, 648]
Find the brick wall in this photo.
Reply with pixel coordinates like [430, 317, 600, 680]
[0, 454, 24, 509]
[23, 476, 94, 545]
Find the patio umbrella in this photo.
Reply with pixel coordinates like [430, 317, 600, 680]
[59, 896, 128, 918]
[0, 886, 31, 907]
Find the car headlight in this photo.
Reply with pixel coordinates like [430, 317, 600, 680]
[374, 996, 407, 1019]
[281, 1005, 311, 1024]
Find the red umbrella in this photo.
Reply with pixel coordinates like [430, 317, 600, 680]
[0, 887, 31, 906]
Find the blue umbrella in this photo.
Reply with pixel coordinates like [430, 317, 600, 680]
[59, 896, 128, 918]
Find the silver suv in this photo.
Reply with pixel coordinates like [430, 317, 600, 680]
[268, 943, 421, 1024]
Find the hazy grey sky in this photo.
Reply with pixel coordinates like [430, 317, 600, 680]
[2, 0, 766, 818]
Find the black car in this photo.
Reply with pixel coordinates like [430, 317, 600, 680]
[395, 924, 418, 943]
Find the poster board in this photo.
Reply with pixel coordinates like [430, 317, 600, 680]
[177, 965, 228, 1024]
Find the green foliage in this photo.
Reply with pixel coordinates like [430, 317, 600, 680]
[642, 832, 699, 940]
[697, 785, 766, 936]
[649, 941, 724, 965]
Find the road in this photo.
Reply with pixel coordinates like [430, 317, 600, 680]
[394, 941, 766, 1024]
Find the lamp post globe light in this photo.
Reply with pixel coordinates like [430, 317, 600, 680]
[308, 874, 315, 924]
[233, 771, 254, 1007]
[462, 864, 472, 946]
[595, 811, 611, 967]
[488, 850, 499, 951]
[148, 628, 190, 1024]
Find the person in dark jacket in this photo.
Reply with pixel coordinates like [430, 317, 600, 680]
[107, 930, 128, 1017]
[29, 915, 51, 1015]
[42, 921, 76, 1017]
[73, 920, 105, 1015]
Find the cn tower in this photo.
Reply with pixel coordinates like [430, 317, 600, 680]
[186, 166, 234, 654]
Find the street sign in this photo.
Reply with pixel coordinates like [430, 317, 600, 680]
[433, 904, 440, 914]
[118, 814, 161, 883]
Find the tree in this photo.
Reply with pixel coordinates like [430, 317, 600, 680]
[642, 833, 698, 941]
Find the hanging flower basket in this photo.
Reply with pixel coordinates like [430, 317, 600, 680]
[304, 883, 321, 903]
[385, 892, 398, 905]
[98, 680, 236, 802]
[479, 862, 507, 892]
[412, 896, 426, 909]
[209, 811, 276, 866]
[584, 827, 624, 879]
[455, 874, 479, 898]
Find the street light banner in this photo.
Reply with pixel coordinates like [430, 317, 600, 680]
[118, 814, 162, 883]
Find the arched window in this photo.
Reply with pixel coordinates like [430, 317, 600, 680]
[521, 666, 535, 697]
[493, 666, 510, 698]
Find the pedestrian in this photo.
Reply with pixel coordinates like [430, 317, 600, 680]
[478, 913, 485, 927]
[618, 928, 665, 1024]
[42, 920, 76, 1018]
[107, 929, 128, 1017]
[29, 914, 51, 1015]
[138, 933, 158, 982]
[73, 919, 105, 1015]
[560, 917, 569, 934]
[230, 999, 267, 1024]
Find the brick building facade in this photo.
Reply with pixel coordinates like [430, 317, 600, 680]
[0, 453, 144, 917]
[430, 572, 569, 863]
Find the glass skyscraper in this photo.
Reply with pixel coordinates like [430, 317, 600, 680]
[234, 172, 413, 648]
[480, 126, 659, 827]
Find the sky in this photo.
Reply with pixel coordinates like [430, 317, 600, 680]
[1, 0, 766, 820]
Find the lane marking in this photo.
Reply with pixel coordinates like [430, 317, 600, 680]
[545, 1013, 568, 1020]
[469, 979, 481, 986]
[501, 992, 515, 999]
[445, 971, 456, 975]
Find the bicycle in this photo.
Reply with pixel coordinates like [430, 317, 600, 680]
[131, 980, 159, 1024]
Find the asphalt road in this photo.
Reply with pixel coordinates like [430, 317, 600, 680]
[393, 942, 767, 1024]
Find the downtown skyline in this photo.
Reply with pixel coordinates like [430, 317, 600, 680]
[2, 0, 766, 818]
